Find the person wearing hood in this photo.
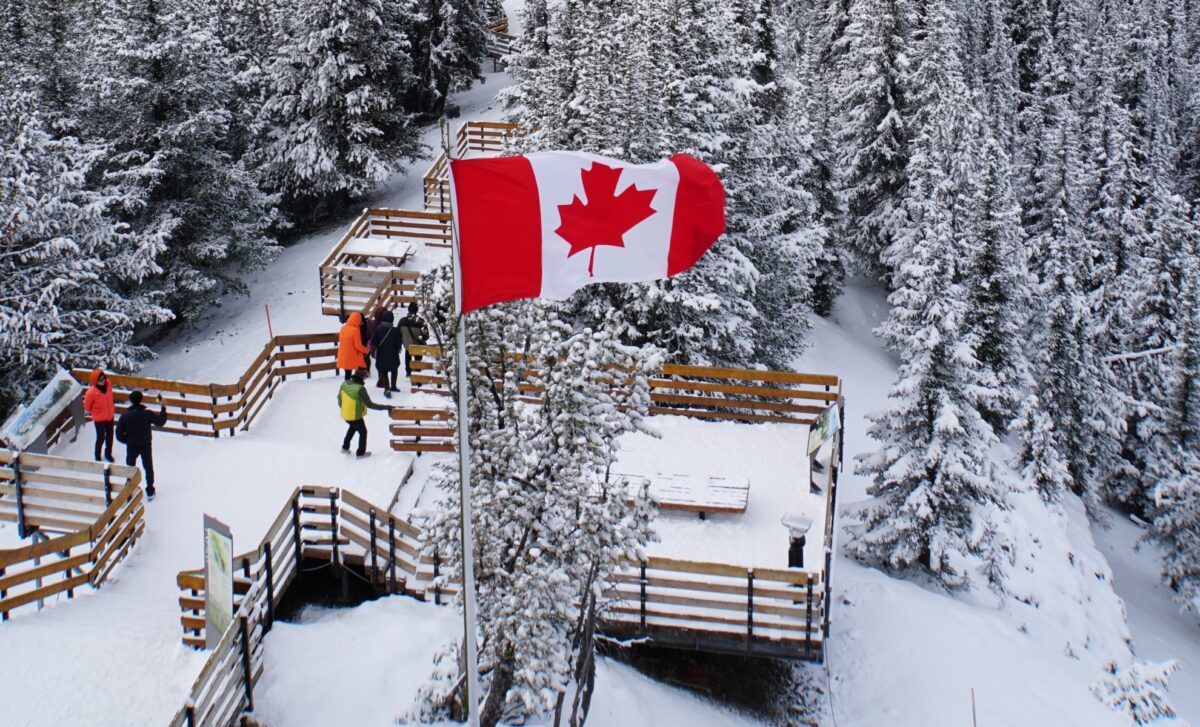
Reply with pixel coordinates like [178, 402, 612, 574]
[370, 309, 401, 396]
[337, 311, 371, 380]
[337, 368, 388, 457]
[84, 369, 116, 462]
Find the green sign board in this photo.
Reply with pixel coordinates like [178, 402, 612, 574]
[807, 403, 841, 457]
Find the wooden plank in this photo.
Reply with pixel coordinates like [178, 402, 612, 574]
[641, 556, 749, 579]
[277, 361, 338, 377]
[388, 408, 451, 421]
[0, 528, 91, 568]
[391, 442, 456, 453]
[389, 426, 455, 437]
[15, 453, 137, 479]
[610, 572, 819, 602]
[275, 333, 339, 346]
[660, 363, 839, 387]
[0, 553, 90, 591]
[650, 377, 836, 403]
[0, 571, 90, 612]
[0, 483, 107, 506]
[605, 604, 816, 634]
[273, 347, 338, 362]
[648, 406, 813, 426]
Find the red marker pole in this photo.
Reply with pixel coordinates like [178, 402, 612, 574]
[265, 304, 274, 341]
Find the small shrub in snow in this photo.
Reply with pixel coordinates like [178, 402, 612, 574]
[1091, 659, 1186, 726]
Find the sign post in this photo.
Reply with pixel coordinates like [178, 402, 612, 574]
[806, 404, 841, 493]
[203, 515, 234, 647]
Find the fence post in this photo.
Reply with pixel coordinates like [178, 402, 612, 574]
[746, 570, 755, 648]
[0, 566, 7, 621]
[387, 519, 398, 594]
[291, 494, 303, 568]
[12, 453, 26, 539]
[305, 343, 312, 380]
[263, 541, 275, 632]
[102, 464, 113, 506]
[63, 548, 74, 599]
[433, 554, 441, 606]
[336, 271, 345, 321]
[639, 562, 647, 637]
[805, 578, 814, 659]
[369, 508, 379, 590]
[239, 615, 255, 713]
[185, 702, 196, 727]
[329, 490, 340, 572]
[824, 549, 833, 638]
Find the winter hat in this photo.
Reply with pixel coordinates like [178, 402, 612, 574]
[352, 369, 368, 383]
[382, 309, 395, 324]
[129, 390, 143, 406]
[407, 302, 418, 315]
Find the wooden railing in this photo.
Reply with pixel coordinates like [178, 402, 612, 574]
[170, 486, 448, 726]
[317, 208, 447, 318]
[421, 121, 523, 211]
[402, 348, 843, 427]
[171, 482, 823, 725]
[604, 556, 825, 661]
[0, 451, 144, 620]
[68, 333, 339, 439]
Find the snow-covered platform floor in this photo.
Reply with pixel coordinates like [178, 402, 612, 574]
[0, 374, 416, 725]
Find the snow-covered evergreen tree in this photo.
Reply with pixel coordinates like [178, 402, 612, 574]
[833, 0, 911, 284]
[963, 137, 1030, 430]
[850, 0, 1005, 587]
[409, 0, 489, 116]
[80, 0, 280, 319]
[0, 84, 163, 413]
[410, 269, 658, 727]
[256, 0, 422, 221]
[1091, 659, 1185, 725]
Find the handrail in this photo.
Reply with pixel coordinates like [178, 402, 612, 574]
[0, 451, 144, 620]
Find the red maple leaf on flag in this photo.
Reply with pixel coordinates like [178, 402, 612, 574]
[555, 162, 658, 276]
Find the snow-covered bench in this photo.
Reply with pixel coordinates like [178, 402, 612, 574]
[614, 472, 750, 520]
[337, 236, 415, 268]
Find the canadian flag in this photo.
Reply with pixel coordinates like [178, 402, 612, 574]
[448, 151, 726, 314]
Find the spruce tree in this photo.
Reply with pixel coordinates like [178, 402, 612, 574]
[410, 0, 489, 116]
[256, 0, 422, 221]
[409, 271, 657, 727]
[834, 0, 911, 284]
[81, 0, 280, 319]
[0, 86, 162, 413]
[851, 0, 1004, 587]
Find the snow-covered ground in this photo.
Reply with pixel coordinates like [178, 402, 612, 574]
[254, 597, 765, 727]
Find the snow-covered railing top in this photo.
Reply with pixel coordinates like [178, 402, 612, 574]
[0, 450, 144, 621]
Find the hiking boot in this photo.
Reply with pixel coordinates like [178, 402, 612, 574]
[356, 451, 371, 459]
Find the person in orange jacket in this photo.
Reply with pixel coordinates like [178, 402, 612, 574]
[337, 311, 371, 380]
[83, 369, 116, 462]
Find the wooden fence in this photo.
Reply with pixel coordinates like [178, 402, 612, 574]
[170, 486, 447, 726]
[171, 482, 824, 725]
[422, 121, 523, 211]
[68, 333, 339, 440]
[0, 451, 144, 620]
[317, 208, 446, 319]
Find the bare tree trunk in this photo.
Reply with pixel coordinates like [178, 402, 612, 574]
[480, 646, 514, 727]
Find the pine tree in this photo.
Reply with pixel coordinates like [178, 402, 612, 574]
[80, 0, 280, 320]
[1091, 659, 1185, 725]
[850, 0, 1004, 587]
[0, 85, 163, 413]
[963, 137, 1030, 430]
[833, 0, 911, 284]
[256, 0, 422, 221]
[409, 269, 658, 727]
[410, 0, 489, 116]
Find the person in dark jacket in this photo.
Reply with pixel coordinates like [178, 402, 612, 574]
[115, 390, 169, 497]
[359, 310, 373, 372]
[369, 309, 402, 396]
[337, 369, 387, 457]
[397, 302, 429, 378]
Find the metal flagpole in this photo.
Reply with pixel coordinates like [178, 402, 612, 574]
[445, 117, 483, 727]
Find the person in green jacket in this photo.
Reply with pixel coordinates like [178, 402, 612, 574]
[338, 369, 387, 457]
